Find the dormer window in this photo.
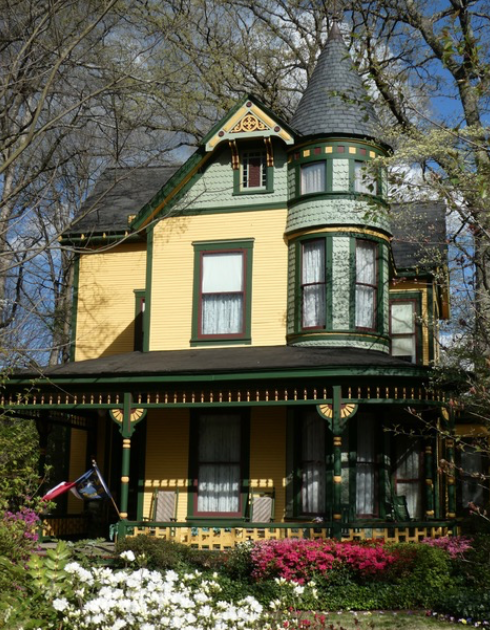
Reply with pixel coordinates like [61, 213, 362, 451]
[301, 162, 326, 194]
[242, 151, 267, 189]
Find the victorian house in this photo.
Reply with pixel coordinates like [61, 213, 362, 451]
[5, 22, 460, 546]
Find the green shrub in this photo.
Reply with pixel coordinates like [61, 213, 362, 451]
[221, 541, 254, 580]
[115, 535, 191, 570]
[436, 588, 490, 622]
[451, 533, 490, 589]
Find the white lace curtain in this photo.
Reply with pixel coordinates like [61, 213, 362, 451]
[197, 414, 241, 513]
[301, 162, 325, 194]
[302, 240, 326, 328]
[356, 416, 376, 516]
[301, 412, 326, 513]
[355, 241, 376, 329]
[395, 435, 422, 519]
[202, 253, 243, 335]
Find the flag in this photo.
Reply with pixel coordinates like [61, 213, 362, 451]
[72, 463, 112, 501]
[42, 480, 77, 502]
[42, 463, 112, 502]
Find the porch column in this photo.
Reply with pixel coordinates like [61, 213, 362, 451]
[109, 393, 147, 522]
[443, 407, 456, 519]
[332, 386, 342, 535]
[424, 440, 435, 519]
[35, 413, 51, 482]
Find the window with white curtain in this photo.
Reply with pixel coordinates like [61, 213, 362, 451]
[301, 239, 326, 329]
[354, 161, 377, 195]
[301, 162, 326, 194]
[356, 415, 377, 517]
[461, 445, 485, 508]
[201, 251, 244, 336]
[197, 414, 241, 514]
[395, 434, 422, 519]
[301, 411, 326, 514]
[355, 240, 377, 330]
[390, 301, 417, 362]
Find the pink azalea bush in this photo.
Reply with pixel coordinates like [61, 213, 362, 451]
[421, 536, 473, 558]
[250, 539, 398, 584]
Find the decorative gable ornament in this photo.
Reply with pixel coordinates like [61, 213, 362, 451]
[205, 99, 294, 152]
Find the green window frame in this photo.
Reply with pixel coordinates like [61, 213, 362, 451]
[355, 239, 378, 331]
[389, 292, 423, 364]
[187, 409, 250, 520]
[191, 239, 253, 346]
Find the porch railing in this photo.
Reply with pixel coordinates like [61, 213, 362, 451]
[118, 520, 458, 549]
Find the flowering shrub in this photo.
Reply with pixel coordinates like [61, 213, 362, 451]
[421, 536, 473, 558]
[250, 539, 397, 584]
[0, 504, 40, 563]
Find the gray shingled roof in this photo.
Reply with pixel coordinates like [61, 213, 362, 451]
[68, 166, 179, 235]
[291, 22, 381, 140]
[391, 201, 447, 271]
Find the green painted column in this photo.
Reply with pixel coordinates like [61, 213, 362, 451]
[332, 386, 342, 537]
[378, 419, 391, 519]
[120, 437, 131, 520]
[443, 407, 457, 519]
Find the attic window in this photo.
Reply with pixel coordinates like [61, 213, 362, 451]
[242, 151, 267, 189]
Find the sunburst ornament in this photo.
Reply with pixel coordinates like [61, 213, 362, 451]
[317, 403, 358, 420]
[109, 408, 146, 423]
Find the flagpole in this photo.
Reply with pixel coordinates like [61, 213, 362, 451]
[92, 459, 122, 520]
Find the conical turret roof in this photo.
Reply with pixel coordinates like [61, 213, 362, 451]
[291, 22, 380, 140]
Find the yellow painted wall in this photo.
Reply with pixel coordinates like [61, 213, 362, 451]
[75, 243, 146, 361]
[67, 428, 87, 514]
[389, 279, 430, 365]
[250, 407, 287, 521]
[144, 409, 190, 521]
[149, 209, 288, 350]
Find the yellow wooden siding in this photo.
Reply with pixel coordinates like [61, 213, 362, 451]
[389, 280, 430, 365]
[144, 409, 189, 521]
[75, 243, 146, 361]
[150, 209, 288, 350]
[250, 407, 286, 521]
[67, 428, 87, 514]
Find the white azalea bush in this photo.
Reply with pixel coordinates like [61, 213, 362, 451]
[44, 554, 318, 630]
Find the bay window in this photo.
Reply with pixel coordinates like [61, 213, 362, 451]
[354, 161, 377, 195]
[356, 240, 377, 330]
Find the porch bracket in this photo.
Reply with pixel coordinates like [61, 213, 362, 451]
[109, 393, 147, 437]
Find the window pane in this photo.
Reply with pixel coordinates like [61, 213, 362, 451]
[198, 415, 241, 513]
[202, 294, 243, 334]
[461, 447, 485, 507]
[302, 240, 326, 328]
[356, 416, 376, 516]
[392, 336, 415, 359]
[301, 162, 325, 194]
[356, 242, 376, 284]
[356, 286, 375, 328]
[355, 161, 376, 194]
[396, 435, 422, 519]
[202, 253, 243, 292]
[301, 412, 326, 513]
[391, 303, 415, 334]
[242, 152, 266, 188]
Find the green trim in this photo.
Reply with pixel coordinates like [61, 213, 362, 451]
[326, 236, 333, 330]
[143, 227, 153, 352]
[187, 409, 250, 518]
[288, 332, 390, 347]
[191, 239, 254, 346]
[69, 255, 80, 363]
[232, 149, 274, 195]
[289, 139, 387, 158]
[131, 151, 204, 232]
[60, 234, 144, 246]
[349, 238, 356, 329]
[378, 243, 387, 336]
[427, 284, 435, 363]
[176, 201, 287, 216]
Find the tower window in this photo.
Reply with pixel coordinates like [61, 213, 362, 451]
[301, 239, 326, 329]
[355, 240, 377, 330]
[301, 162, 326, 194]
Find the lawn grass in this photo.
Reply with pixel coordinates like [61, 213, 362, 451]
[306, 611, 462, 629]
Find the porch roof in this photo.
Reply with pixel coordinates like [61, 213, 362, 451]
[19, 346, 427, 382]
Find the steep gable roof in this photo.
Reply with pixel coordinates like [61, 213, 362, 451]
[291, 21, 381, 141]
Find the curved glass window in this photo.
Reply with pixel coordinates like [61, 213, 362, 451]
[301, 162, 325, 194]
